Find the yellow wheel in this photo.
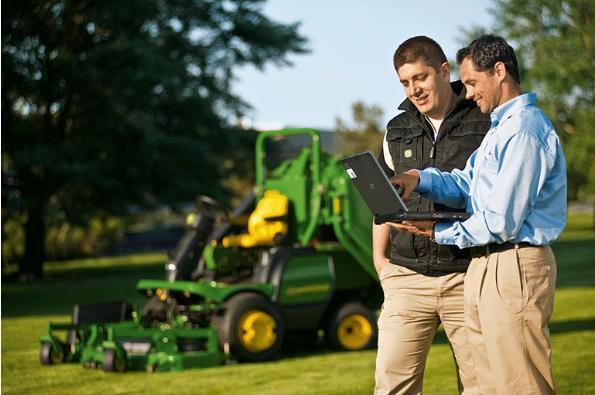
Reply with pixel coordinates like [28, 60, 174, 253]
[327, 302, 377, 351]
[222, 293, 285, 362]
[337, 314, 373, 350]
[237, 310, 277, 353]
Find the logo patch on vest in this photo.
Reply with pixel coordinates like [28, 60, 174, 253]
[403, 148, 414, 159]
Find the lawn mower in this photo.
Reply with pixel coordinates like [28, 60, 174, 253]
[39, 128, 380, 372]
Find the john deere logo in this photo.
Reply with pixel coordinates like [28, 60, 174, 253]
[404, 149, 413, 159]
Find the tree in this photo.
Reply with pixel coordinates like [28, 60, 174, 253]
[335, 101, 385, 156]
[1, 0, 308, 278]
[458, 0, 594, 210]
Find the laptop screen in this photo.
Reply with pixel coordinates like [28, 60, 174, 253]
[340, 151, 409, 216]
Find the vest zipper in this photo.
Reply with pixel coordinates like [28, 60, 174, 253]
[406, 99, 463, 273]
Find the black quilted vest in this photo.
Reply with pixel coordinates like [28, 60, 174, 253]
[385, 81, 490, 275]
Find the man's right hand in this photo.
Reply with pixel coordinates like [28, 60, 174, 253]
[390, 170, 420, 200]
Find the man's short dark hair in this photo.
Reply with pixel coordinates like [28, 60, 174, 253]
[456, 34, 521, 84]
[393, 36, 447, 72]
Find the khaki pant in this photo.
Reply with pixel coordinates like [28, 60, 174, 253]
[465, 245, 557, 394]
[375, 265, 477, 395]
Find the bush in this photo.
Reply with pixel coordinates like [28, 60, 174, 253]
[45, 217, 124, 260]
[1, 216, 124, 266]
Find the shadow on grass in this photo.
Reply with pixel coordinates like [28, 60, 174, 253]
[549, 318, 595, 334]
[278, 317, 595, 362]
[429, 317, 595, 346]
[1, 263, 164, 318]
[551, 239, 595, 288]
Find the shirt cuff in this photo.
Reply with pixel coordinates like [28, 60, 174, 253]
[434, 222, 456, 245]
[416, 170, 431, 193]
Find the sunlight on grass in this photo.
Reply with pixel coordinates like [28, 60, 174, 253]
[44, 252, 167, 272]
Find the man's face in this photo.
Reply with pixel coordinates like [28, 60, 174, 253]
[459, 57, 502, 113]
[397, 60, 451, 119]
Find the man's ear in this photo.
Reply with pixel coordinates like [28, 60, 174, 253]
[494, 61, 507, 82]
[440, 62, 451, 80]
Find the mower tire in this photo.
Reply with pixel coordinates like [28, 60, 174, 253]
[40, 342, 64, 365]
[220, 292, 285, 362]
[326, 302, 377, 351]
[102, 349, 126, 372]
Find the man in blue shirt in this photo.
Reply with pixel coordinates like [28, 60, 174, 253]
[391, 35, 566, 394]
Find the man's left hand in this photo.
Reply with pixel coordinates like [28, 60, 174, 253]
[389, 220, 435, 239]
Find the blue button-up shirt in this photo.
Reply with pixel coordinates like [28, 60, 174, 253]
[416, 93, 567, 248]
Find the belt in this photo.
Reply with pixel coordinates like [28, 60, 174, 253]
[469, 242, 534, 258]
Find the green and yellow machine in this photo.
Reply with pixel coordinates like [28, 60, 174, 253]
[39, 128, 381, 372]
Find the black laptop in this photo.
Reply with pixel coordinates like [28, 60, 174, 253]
[340, 151, 471, 225]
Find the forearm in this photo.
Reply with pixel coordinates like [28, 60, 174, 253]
[416, 167, 469, 208]
[415, 150, 476, 208]
[372, 221, 391, 272]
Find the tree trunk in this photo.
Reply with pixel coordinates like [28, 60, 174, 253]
[20, 202, 46, 279]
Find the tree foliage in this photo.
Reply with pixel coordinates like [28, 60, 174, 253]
[459, 0, 594, 202]
[1, 0, 308, 277]
[335, 101, 385, 156]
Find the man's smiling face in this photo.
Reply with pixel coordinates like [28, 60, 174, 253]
[460, 57, 502, 113]
[397, 60, 451, 119]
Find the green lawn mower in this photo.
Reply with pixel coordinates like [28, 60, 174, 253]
[39, 128, 381, 372]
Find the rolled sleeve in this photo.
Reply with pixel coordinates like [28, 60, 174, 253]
[416, 170, 432, 193]
[434, 222, 456, 245]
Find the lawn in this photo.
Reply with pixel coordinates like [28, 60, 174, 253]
[2, 214, 594, 394]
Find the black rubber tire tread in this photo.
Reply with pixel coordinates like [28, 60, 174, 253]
[325, 302, 378, 351]
[40, 342, 63, 365]
[102, 349, 126, 372]
[283, 330, 320, 352]
[221, 292, 285, 362]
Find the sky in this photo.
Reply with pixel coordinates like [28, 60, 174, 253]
[234, 0, 494, 131]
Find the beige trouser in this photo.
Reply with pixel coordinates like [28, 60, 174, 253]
[465, 245, 557, 394]
[375, 264, 477, 395]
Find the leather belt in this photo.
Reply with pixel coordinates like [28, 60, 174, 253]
[469, 242, 534, 258]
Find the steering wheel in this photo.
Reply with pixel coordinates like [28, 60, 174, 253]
[195, 195, 228, 220]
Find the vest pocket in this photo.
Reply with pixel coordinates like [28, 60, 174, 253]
[386, 127, 424, 170]
[399, 138, 417, 162]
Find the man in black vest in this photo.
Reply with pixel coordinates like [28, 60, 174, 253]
[373, 36, 490, 394]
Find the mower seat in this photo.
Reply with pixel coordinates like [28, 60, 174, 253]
[221, 190, 288, 248]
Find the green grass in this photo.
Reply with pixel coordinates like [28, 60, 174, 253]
[2, 216, 594, 394]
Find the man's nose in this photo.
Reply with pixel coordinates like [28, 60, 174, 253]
[410, 83, 421, 97]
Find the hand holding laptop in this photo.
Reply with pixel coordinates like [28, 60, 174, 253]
[389, 220, 435, 239]
[390, 171, 435, 237]
[389, 170, 435, 237]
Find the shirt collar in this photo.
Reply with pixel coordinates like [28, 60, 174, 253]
[490, 92, 536, 127]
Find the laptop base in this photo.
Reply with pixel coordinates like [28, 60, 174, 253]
[374, 212, 471, 225]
